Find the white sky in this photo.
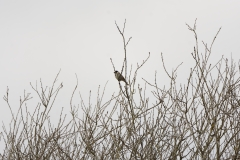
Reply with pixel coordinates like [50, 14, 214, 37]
[1, 1, 240, 145]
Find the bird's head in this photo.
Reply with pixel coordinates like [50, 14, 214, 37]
[114, 71, 118, 74]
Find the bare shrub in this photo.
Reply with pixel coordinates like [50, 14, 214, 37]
[1, 20, 240, 159]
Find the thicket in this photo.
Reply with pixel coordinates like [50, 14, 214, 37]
[1, 20, 240, 159]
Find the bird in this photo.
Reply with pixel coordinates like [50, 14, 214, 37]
[114, 71, 128, 85]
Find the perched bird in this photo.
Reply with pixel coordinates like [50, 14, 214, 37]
[114, 71, 128, 85]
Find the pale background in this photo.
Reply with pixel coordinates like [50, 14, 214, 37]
[0, 0, 240, 150]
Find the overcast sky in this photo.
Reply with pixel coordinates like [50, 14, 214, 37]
[1, 1, 240, 144]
